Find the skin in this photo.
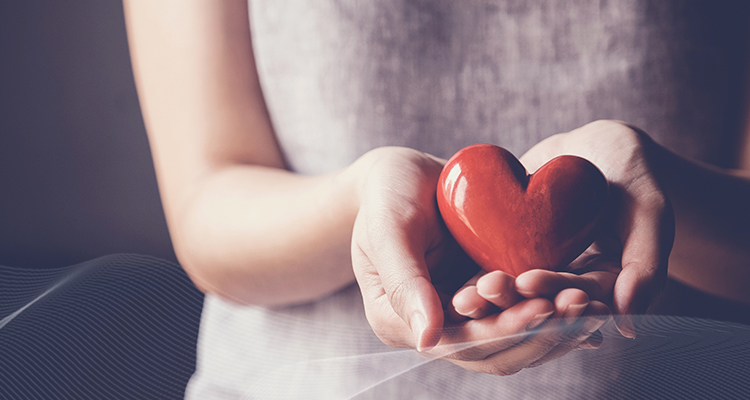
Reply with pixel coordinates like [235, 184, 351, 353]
[124, 0, 750, 376]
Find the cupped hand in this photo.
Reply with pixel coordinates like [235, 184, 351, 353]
[351, 146, 461, 351]
[350, 146, 610, 375]
[444, 288, 610, 375]
[452, 241, 619, 322]
[450, 256, 615, 370]
[458, 120, 674, 339]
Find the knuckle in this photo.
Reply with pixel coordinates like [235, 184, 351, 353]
[386, 278, 416, 313]
[366, 204, 425, 249]
[369, 318, 407, 348]
[643, 192, 668, 214]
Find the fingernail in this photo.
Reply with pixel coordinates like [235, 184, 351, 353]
[526, 310, 554, 330]
[479, 291, 511, 305]
[617, 314, 636, 339]
[460, 307, 478, 317]
[563, 303, 587, 325]
[411, 312, 428, 351]
[480, 291, 501, 300]
[576, 341, 599, 350]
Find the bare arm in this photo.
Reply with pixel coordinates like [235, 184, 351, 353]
[124, 0, 360, 305]
[647, 133, 750, 305]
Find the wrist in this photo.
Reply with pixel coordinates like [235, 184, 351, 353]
[344, 146, 446, 204]
[338, 149, 379, 218]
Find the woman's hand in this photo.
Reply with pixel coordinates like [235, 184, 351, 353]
[350, 146, 611, 375]
[351, 147, 449, 351]
[453, 120, 675, 338]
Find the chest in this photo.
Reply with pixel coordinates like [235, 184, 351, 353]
[250, 0, 750, 173]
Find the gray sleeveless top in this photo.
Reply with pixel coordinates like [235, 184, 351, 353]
[186, 1, 748, 398]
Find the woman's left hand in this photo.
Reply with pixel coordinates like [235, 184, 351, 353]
[453, 120, 675, 339]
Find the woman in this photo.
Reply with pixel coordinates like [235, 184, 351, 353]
[124, 0, 750, 398]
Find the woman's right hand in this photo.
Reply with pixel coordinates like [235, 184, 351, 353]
[351, 146, 452, 351]
[350, 147, 610, 375]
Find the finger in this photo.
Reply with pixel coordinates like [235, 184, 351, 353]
[354, 216, 444, 351]
[476, 270, 523, 310]
[613, 195, 674, 338]
[440, 289, 466, 324]
[577, 329, 604, 350]
[449, 270, 492, 321]
[374, 248, 444, 351]
[352, 244, 416, 348]
[444, 296, 469, 324]
[527, 301, 610, 368]
[515, 268, 617, 303]
[452, 285, 497, 319]
[433, 298, 555, 362]
[517, 289, 591, 367]
[454, 312, 569, 376]
[554, 288, 589, 325]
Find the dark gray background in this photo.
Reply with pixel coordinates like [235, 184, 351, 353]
[0, 0, 175, 268]
[0, 3, 198, 399]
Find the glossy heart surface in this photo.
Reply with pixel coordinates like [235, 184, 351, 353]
[437, 144, 608, 277]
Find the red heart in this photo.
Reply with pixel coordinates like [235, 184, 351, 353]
[437, 144, 608, 277]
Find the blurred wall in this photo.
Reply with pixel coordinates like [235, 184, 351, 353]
[0, 1, 176, 268]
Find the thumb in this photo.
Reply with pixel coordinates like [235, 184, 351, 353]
[613, 195, 674, 338]
[366, 220, 445, 351]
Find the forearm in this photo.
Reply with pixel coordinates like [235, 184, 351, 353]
[125, 0, 360, 305]
[175, 162, 364, 305]
[644, 135, 750, 304]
